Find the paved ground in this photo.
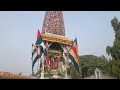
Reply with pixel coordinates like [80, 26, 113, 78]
[84, 75, 114, 79]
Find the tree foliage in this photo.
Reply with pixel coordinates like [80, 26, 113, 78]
[107, 17, 120, 60]
[106, 17, 120, 78]
[78, 55, 108, 78]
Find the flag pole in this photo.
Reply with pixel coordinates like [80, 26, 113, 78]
[40, 54, 45, 79]
[76, 37, 81, 77]
[31, 43, 34, 76]
[37, 45, 40, 72]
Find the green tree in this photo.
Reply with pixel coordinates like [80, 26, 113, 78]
[79, 55, 108, 78]
[106, 17, 120, 78]
[106, 17, 120, 60]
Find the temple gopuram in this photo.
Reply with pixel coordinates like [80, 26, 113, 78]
[37, 11, 73, 79]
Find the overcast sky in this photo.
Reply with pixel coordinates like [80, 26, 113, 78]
[0, 11, 120, 75]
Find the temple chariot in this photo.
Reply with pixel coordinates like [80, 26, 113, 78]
[35, 11, 73, 79]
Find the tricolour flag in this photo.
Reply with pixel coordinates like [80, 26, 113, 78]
[36, 29, 50, 65]
[36, 29, 42, 45]
[32, 43, 39, 71]
[68, 38, 79, 72]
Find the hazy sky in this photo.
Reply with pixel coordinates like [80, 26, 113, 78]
[0, 11, 120, 75]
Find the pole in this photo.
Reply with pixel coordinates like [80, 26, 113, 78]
[40, 54, 45, 79]
[63, 46, 68, 79]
